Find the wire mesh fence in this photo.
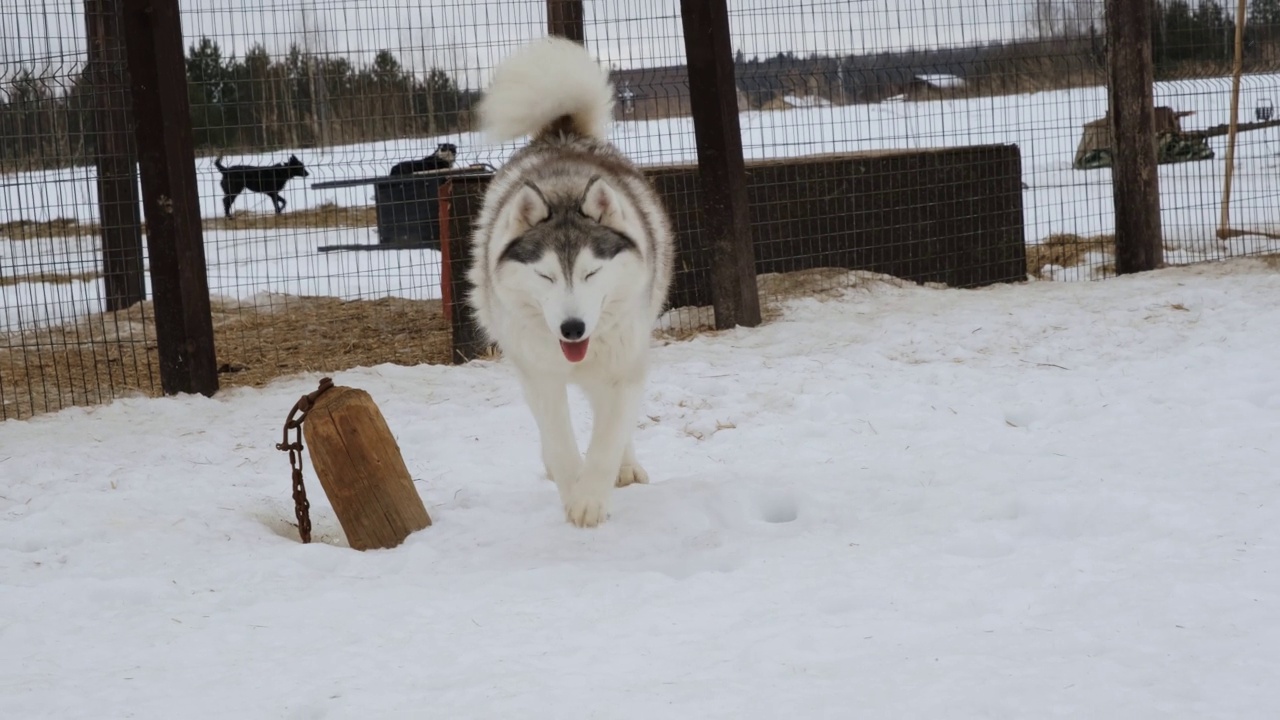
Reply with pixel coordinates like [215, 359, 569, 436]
[1150, 0, 1280, 260]
[2, 0, 159, 419]
[3, 0, 1280, 420]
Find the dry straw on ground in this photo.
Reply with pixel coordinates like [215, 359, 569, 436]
[8, 199, 1277, 420]
[0, 271, 101, 287]
[1025, 233, 1116, 279]
[0, 203, 375, 242]
[2, 294, 449, 420]
[3, 257, 871, 420]
[0, 217, 92, 240]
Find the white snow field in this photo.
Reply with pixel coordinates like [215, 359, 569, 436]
[2, 257, 1279, 718]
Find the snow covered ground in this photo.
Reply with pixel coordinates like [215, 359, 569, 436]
[3, 258, 1279, 717]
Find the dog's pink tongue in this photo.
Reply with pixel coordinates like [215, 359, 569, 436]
[560, 339, 589, 363]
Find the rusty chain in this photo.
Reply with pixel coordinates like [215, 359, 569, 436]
[275, 376, 335, 543]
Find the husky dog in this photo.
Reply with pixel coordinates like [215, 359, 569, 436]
[467, 37, 675, 528]
[214, 154, 309, 218]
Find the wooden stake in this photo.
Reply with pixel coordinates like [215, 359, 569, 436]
[302, 385, 432, 550]
[1217, 0, 1249, 239]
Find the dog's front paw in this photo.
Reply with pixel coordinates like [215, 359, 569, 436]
[616, 463, 649, 488]
[563, 485, 611, 528]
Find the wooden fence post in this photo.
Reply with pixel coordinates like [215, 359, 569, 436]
[443, 176, 492, 363]
[85, 0, 146, 312]
[547, 0, 585, 44]
[1106, 0, 1163, 273]
[679, 0, 761, 329]
[121, 0, 219, 396]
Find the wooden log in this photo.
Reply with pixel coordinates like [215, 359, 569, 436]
[302, 385, 431, 550]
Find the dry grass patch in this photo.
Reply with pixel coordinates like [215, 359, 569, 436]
[0, 271, 102, 287]
[2, 301, 160, 419]
[2, 294, 450, 420]
[656, 267, 868, 342]
[0, 217, 99, 240]
[1027, 233, 1115, 278]
[211, 294, 450, 389]
[204, 202, 376, 231]
[0, 202, 376, 242]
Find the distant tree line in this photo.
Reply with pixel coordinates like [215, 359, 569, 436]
[2, 2, 1280, 173]
[1032, 0, 1280, 76]
[0, 39, 476, 172]
[184, 38, 477, 153]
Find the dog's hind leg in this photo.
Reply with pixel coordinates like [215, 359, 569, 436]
[220, 178, 237, 218]
[517, 369, 582, 498]
[568, 376, 645, 527]
[267, 191, 286, 214]
[616, 439, 649, 488]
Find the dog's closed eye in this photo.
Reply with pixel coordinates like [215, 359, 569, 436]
[583, 268, 601, 281]
[536, 272, 555, 283]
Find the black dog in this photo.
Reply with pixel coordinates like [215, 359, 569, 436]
[388, 143, 458, 176]
[214, 154, 309, 218]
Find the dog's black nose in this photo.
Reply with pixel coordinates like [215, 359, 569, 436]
[560, 318, 586, 341]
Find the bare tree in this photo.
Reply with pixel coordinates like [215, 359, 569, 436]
[1030, 0, 1104, 38]
[299, 5, 331, 147]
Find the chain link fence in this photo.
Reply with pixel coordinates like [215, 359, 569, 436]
[4, 0, 1280, 420]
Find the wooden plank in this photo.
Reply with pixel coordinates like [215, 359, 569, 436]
[85, 0, 145, 312]
[678, 0, 762, 329]
[310, 166, 491, 190]
[1196, 118, 1280, 138]
[645, 145, 1027, 306]
[121, 0, 218, 396]
[441, 148, 1026, 350]
[547, 0, 585, 43]
[1105, 0, 1163, 273]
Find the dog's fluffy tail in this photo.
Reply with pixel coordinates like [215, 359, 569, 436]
[214, 156, 227, 172]
[478, 36, 614, 144]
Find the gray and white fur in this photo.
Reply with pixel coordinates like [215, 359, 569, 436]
[467, 36, 674, 528]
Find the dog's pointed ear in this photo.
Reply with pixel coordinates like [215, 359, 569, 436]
[581, 176, 626, 229]
[501, 182, 549, 232]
